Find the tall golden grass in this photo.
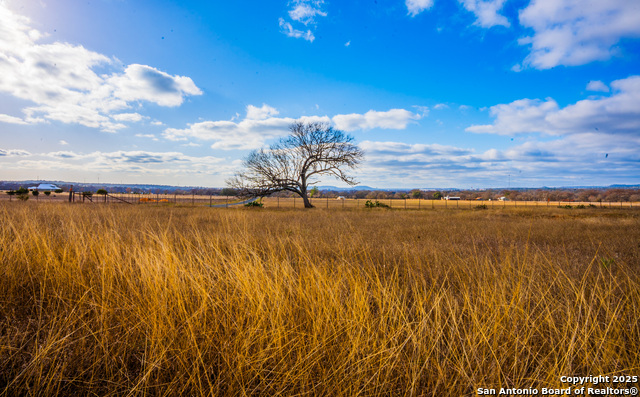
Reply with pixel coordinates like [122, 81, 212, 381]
[1, 203, 638, 396]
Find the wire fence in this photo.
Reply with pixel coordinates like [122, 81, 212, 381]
[0, 192, 240, 207]
[1, 192, 638, 210]
[262, 197, 639, 209]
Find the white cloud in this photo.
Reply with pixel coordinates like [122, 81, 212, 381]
[413, 106, 429, 117]
[518, 0, 640, 69]
[108, 64, 202, 107]
[25, 149, 228, 173]
[288, 1, 327, 25]
[0, 114, 28, 125]
[356, 132, 640, 187]
[279, 1, 326, 42]
[164, 115, 330, 150]
[434, 103, 449, 110]
[459, 0, 510, 28]
[332, 109, 421, 132]
[279, 18, 315, 42]
[586, 80, 609, 92]
[467, 75, 640, 136]
[0, 148, 31, 157]
[47, 151, 79, 159]
[59, 140, 69, 145]
[466, 98, 559, 135]
[406, 0, 434, 17]
[112, 112, 145, 122]
[0, 148, 241, 184]
[164, 106, 420, 150]
[361, 140, 472, 157]
[246, 104, 279, 120]
[0, 4, 201, 132]
[345, 40, 351, 47]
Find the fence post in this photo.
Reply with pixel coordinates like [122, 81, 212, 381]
[418, 198, 420, 210]
[278, 196, 280, 208]
[210, 195, 212, 207]
[404, 198, 406, 209]
[327, 197, 329, 209]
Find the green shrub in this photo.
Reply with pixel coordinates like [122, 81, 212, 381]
[558, 204, 572, 209]
[15, 187, 29, 201]
[96, 189, 108, 195]
[475, 204, 488, 210]
[365, 200, 389, 208]
[44, 191, 51, 196]
[245, 201, 264, 207]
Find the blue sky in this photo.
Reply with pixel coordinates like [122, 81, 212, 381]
[1, 0, 639, 188]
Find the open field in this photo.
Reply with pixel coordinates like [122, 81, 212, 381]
[1, 203, 639, 396]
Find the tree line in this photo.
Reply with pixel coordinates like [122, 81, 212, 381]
[260, 188, 640, 202]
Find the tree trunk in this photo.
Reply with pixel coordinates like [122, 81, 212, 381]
[299, 181, 314, 208]
[301, 193, 314, 208]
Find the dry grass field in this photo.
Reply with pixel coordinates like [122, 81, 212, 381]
[1, 202, 639, 396]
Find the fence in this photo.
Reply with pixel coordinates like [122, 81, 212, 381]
[0, 191, 239, 207]
[1, 191, 638, 210]
[261, 197, 639, 210]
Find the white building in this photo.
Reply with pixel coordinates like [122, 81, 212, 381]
[28, 183, 61, 191]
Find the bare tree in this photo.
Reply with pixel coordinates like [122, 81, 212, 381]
[227, 121, 364, 208]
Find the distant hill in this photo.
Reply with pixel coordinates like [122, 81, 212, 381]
[315, 185, 377, 191]
[1, 180, 639, 192]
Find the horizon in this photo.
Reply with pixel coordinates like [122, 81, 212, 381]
[1, 1, 639, 188]
[2, 179, 639, 193]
